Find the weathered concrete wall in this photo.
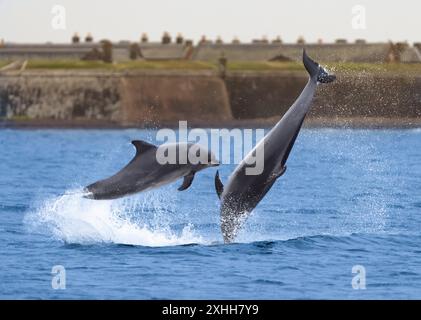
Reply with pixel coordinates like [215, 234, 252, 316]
[225, 72, 421, 119]
[120, 74, 232, 125]
[0, 70, 420, 126]
[0, 71, 232, 124]
[313, 75, 421, 118]
[0, 73, 121, 120]
[225, 72, 307, 118]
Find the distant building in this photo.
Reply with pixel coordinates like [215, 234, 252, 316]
[162, 32, 171, 44]
[71, 33, 80, 44]
[414, 42, 421, 52]
[85, 33, 93, 43]
[192, 42, 405, 63]
[0, 43, 98, 60]
[0, 35, 420, 63]
[252, 36, 269, 44]
[269, 43, 399, 63]
[232, 37, 240, 44]
[199, 35, 212, 45]
[272, 36, 282, 44]
[215, 36, 223, 45]
[175, 33, 184, 44]
[398, 45, 421, 63]
[297, 36, 305, 45]
[138, 43, 192, 60]
[141, 33, 149, 43]
[192, 43, 284, 61]
[335, 39, 348, 44]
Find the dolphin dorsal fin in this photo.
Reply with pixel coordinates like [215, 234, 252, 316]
[131, 140, 157, 156]
[214, 170, 224, 199]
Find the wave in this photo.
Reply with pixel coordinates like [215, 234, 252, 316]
[24, 188, 205, 247]
[23, 182, 391, 248]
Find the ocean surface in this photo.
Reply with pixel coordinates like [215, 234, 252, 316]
[0, 128, 420, 299]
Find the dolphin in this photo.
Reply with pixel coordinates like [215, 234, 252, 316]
[214, 50, 336, 243]
[84, 140, 219, 200]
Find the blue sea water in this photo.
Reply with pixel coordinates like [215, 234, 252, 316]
[0, 128, 420, 299]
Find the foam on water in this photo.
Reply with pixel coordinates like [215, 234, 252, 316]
[24, 188, 204, 247]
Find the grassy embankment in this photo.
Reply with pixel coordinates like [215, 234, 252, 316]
[1, 59, 421, 75]
[0, 60, 11, 68]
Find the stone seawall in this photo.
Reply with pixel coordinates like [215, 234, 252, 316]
[0, 70, 420, 127]
[225, 72, 421, 119]
[0, 72, 122, 120]
[119, 74, 232, 125]
[0, 71, 232, 125]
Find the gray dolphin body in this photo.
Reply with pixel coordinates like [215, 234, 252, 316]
[215, 50, 336, 243]
[85, 140, 218, 200]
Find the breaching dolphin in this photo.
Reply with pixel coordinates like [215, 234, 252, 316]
[214, 50, 336, 243]
[84, 140, 219, 200]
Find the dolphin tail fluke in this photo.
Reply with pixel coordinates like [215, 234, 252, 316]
[215, 170, 224, 199]
[303, 49, 319, 78]
[303, 49, 336, 84]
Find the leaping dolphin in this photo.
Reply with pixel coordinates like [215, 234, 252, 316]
[214, 50, 336, 243]
[85, 140, 219, 200]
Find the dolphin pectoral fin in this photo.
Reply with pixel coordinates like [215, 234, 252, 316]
[277, 165, 287, 178]
[267, 166, 287, 184]
[178, 172, 195, 191]
[131, 140, 157, 156]
[215, 170, 224, 199]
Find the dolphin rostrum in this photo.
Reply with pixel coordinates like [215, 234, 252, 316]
[85, 140, 219, 200]
[214, 50, 336, 243]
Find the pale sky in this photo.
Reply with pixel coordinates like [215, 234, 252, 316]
[0, 0, 419, 44]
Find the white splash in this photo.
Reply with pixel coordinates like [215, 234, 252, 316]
[24, 188, 204, 247]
